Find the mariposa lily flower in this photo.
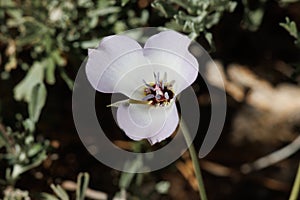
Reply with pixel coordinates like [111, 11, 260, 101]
[86, 30, 198, 145]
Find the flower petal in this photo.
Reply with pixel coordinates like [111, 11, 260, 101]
[144, 31, 199, 94]
[112, 66, 154, 99]
[147, 104, 179, 145]
[86, 31, 199, 100]
[116, 102, 178, 140]
[86, 35, 150, 96]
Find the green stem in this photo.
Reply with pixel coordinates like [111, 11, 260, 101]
[289, 162, 300, 200]
[181, 120, 208, 200]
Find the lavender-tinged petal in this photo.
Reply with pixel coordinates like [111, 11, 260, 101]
[144, 31, 199, 94]
[116, 103, 176, 140]
[86, 35, 151, 97]
[145, 31, 198, 68]
[147, 104, 179, 145]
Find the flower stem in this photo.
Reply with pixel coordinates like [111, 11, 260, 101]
[289, 162, 300, 200]
[181, 120, 208, 200]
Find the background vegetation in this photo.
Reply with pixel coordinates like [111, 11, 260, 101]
[0, 0, 300, 199]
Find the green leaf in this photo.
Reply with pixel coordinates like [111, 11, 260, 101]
[80, 39, 100, 49]
[45, 58, 56, 85]
[228, 2, 237, 12]
[77, 0, 94, 7]
[88, 6, 121, 17]
[22, 118, 35, 133]
[76, 172, 90, 200]
[119, 155, 143, 189]
[11, 164, 24, 180]
[280, 17, 299, 39]
[28, 83, 47, 123]
[7, 9, 23, 21]
[289, 163, 300, 200]
[14, 61, 45, 102]
[243, 8, 264, 31]
[40, 193, 60, 200]
[204, 32, 213, 45]
[121, 0, 130, 7]
[3, 188, 30, 200]
[204, 32, 216, 52]
[151, 1, 169, 18]
[51, 50, 66, 67]
[27, 143, 43, 157]
[10, 148, 47, 180]
[50, 184, 70, 200]
[59, 68, 74, 90]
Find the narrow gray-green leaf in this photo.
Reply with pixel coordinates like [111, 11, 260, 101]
[50, 185, 70, 200]
[59, 68, 74, 90]
[76, 172, 90, 200]
[14, 61, 45, 102]
[119, 155, 142, 189]
[40, 193, 60, 200]
[45, 58, 56, 85]
[280, 17, 298, 39]
[121, 0, 130, 6]
[28, 83, 47, 123]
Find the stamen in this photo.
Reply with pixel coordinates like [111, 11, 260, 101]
[143, 79, 154, 90]
[153, 72, 159, 86]
[162, 72, 167, 89]
[142, 94, 155, 101]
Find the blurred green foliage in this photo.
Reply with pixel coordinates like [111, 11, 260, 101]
[3, 187, 31, 200]
[0, 125, 48, 186]
[241, 0, 267, 31]
[0, 0, 150, 107]
[280, 17, 300, 77]
[41, 173, 89, 200]
[0, 0, 150, 197]
[152, 0, 237, 48]
[280, 17, 300, 46]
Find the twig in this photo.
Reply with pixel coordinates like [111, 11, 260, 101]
[241, 135, 300, 174]
[200, 160, 238, 177]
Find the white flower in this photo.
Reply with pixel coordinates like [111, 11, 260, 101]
[86, 30, 199, 145]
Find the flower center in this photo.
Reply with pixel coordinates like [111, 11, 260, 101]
[142, 72, 174, 106]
